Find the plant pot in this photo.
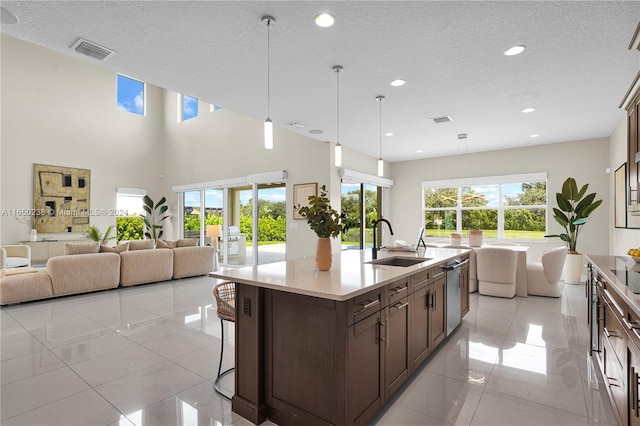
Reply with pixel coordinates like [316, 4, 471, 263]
[563, 253, 583, 284]
[30, 228, 37, 242]
[316, 237, 332, 271]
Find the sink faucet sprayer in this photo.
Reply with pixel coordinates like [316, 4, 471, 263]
[372, 218, 394, 259]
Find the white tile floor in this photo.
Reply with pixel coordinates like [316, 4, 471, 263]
[1, 277, 616, 426]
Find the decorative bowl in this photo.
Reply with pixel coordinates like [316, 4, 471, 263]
[631, 256, 640, 263]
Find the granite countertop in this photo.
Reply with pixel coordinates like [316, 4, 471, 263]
[586, 254, 640, 317]
[209, 247, 470, 301]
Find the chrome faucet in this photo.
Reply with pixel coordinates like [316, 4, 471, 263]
[372, 218, 394, 259]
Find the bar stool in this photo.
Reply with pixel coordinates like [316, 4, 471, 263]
[213, 281, 235, 400]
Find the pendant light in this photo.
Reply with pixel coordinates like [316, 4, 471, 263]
[263, 15, 275, 149]
[333, 65, 343, 167]
[376, 95, 385, 176]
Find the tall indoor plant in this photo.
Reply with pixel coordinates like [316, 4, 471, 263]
[143, 195, 170, 241]
[546, 177, 602, 284]
[295, 185, 343, 271]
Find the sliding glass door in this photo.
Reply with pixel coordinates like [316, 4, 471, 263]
[341, 183, 380, 249]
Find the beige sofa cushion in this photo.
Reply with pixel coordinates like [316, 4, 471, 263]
[47, 253, 121, 296]
[177, 238, 198, 247]
[172, 246, 215, 279]
[0, 268, 52, 305]
[100, 242, 129, 253]
[128, 240, 154, 250]
[64, 242, 100, 255]
[119, 249, 173, 286]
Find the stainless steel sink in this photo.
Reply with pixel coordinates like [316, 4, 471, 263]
[367, 256, 432, 267]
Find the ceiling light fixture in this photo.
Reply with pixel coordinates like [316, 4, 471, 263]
[390, 79, 406, 87]
[385, 132, 394, 137]
[263, 15, 276, 149]
[376, 95, 385, 177]
[315, 13, 335, 27]
[334, 65, 343, 167]
[521, 107, 536, 113]
[416, 149, 423, 153]
[504, 45, 526, 56]
[530, 134, 541, 138]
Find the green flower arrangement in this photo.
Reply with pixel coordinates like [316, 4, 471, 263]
[296, 185, 343, 238]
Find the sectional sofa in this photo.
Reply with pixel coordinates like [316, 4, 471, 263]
[0, 239, 215, 305]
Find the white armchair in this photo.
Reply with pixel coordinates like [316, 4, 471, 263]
[1, 245, 31, 269]
[476, 247, 517, 298]
[526, 246, 567, 297]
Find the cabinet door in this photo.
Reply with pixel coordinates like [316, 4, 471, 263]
[384, 297, 409, 399]
[629, 342, 640, 426]
[430, 276, 447, 348]
[410, 286, 430, 371]
[460, 264, 470, 318]
[603, 336, 627, 426]
[348, 310, 383, 425]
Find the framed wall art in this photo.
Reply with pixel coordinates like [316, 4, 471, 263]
[293, 183, 317, 220]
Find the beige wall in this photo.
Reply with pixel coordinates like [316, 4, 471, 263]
[390, 138, 611, 262]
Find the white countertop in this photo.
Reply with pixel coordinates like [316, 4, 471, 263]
[209, 247, 470, 301]
[586, 254, 640, 318]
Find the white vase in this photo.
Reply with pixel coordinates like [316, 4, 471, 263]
[30, 228, 37, 241]
[563, 253, 583, 284]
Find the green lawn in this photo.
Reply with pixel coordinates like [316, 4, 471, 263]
[424, 229, 546, 240]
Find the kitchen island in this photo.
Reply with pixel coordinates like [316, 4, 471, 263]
[210, 247, 470, 426]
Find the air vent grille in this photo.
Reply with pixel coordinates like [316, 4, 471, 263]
[430, 115, 452, 124]
[72, 38, 115, 61]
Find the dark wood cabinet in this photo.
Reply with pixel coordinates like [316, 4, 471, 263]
[629, 342, 640, 426]
[234, 256, 470, 426]
[460, 261, 470, 318]
[383, 296, 409, 399]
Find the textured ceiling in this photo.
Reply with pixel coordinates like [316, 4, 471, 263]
[1, 1, 639, 162]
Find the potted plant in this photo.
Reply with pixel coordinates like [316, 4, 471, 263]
[86, 224, 116, 244]
[143, 195, 170, 241]
[546, 177, 602, 284]
[295, 185, 344, 271]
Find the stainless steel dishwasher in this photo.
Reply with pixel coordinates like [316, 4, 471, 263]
[445, 258, 469, 336]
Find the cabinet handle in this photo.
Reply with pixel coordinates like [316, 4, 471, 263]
[394, 301, 409, 310]
[385, 317, 389, 348]
[354, 299, 380, 315]
[604, 327, 619, 339]
[635, 368, 640, 418]
[379, 321, 386, 345]
[433, 271, 444, 279]
[391, 286, 408, 294]
[607, 376, 621, 387]
[430, 293, 436, 311]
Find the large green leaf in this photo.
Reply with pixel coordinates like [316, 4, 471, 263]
[556, 193, 572, 212]
[552, 208, 569, 226]
[574, 193, 596, 217]
[581, 199, 603, 217]
[576, 183, 588, 201]
[562, 178, 578, 201]
[572, 217, 587, 226]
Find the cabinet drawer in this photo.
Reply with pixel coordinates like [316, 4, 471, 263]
[349, 288, 383, 325]
[388, 278, 409, 305]
[627, 308, 640, 351]
[603, 298, 627, 366]
[410, 268, 431, 292]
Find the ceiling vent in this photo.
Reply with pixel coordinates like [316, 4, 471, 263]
[430, 115, 452, 124]
[71, 38, 115, 61]
[458, 133, 468, 140]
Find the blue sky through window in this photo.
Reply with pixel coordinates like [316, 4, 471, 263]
[183, 95, 198, 121]
[117, 74, 144, 115]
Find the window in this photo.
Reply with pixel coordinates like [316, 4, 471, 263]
[116, 188, 146, 242]
[116, 74, 145, 115]
[422, 173, 547, 240]
[181, 94, 198, 121]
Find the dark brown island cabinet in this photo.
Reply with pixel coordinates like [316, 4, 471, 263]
[224, 254, 469, 426]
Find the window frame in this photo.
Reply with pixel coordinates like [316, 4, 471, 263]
[116, 74, 146, 116]
[422, 173, 547, 241]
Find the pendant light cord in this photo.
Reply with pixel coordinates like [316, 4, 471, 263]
[336, 67, 340, 145]
[267, 19, 271, 118]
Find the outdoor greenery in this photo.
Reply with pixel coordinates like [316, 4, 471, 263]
[341, 188, 377, 244]
[424, 183, 547, 238]
[116, 216, 144, 242]
[546, 177, 602, 253]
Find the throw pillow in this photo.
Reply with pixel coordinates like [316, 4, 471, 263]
[99, 242, 129, 253]
[64, 242, 100, 255]
[155, 240, 171, 249]
[128, 240, 154, 250]
[177, 238, 198, 247]
[165, 240, 178, 248]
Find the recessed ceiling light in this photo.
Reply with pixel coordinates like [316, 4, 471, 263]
[504, 45, 526, 56]
[416, 149, 423, 153]
[390, 79, 406, 87]
[385, 132, 394, 137]
[521, 107, 536, 113]
[315, 13, 335, 27]
[530, 134, 540, 138]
